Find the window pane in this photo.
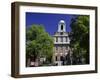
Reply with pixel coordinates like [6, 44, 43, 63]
[61, 37, 63, 42]
[56, 37, 58, 42]
[61, 24, 63, 30]
[66, 37, 68, 42]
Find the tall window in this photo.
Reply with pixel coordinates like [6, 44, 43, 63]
[60, 45, 63, 51]
[60, 56, 64, 61]
[61, 37, 63, 42]
[56, 37, 58, 42]
[55, 56, 57, 61]
[61, 24, 63, 30]
[66, 37, 68, 42]
[61, 47, 63, 51]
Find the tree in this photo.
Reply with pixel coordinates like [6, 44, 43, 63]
[26, 24, 53, 66]
[70, 15, 89, 64]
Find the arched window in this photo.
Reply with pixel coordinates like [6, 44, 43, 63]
[61, 24, 63, 30]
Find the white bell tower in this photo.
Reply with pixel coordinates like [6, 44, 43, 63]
[58, 20, 66, 32]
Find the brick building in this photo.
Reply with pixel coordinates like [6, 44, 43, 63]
[53, 20, 72, 66]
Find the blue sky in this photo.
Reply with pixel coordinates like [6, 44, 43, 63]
[26, 12, 77, 35]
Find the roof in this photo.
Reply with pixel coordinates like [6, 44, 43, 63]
[59, 20, 65, 23]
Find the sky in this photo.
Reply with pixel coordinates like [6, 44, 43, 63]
[26, 12, 77, 35]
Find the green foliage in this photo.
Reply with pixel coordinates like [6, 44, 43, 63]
[70, 15, 89, 64]
[26, 24, 53, 62]
[26, 24, 45, 41]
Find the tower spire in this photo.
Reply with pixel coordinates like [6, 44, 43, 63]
[58, 20, 66, 32]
